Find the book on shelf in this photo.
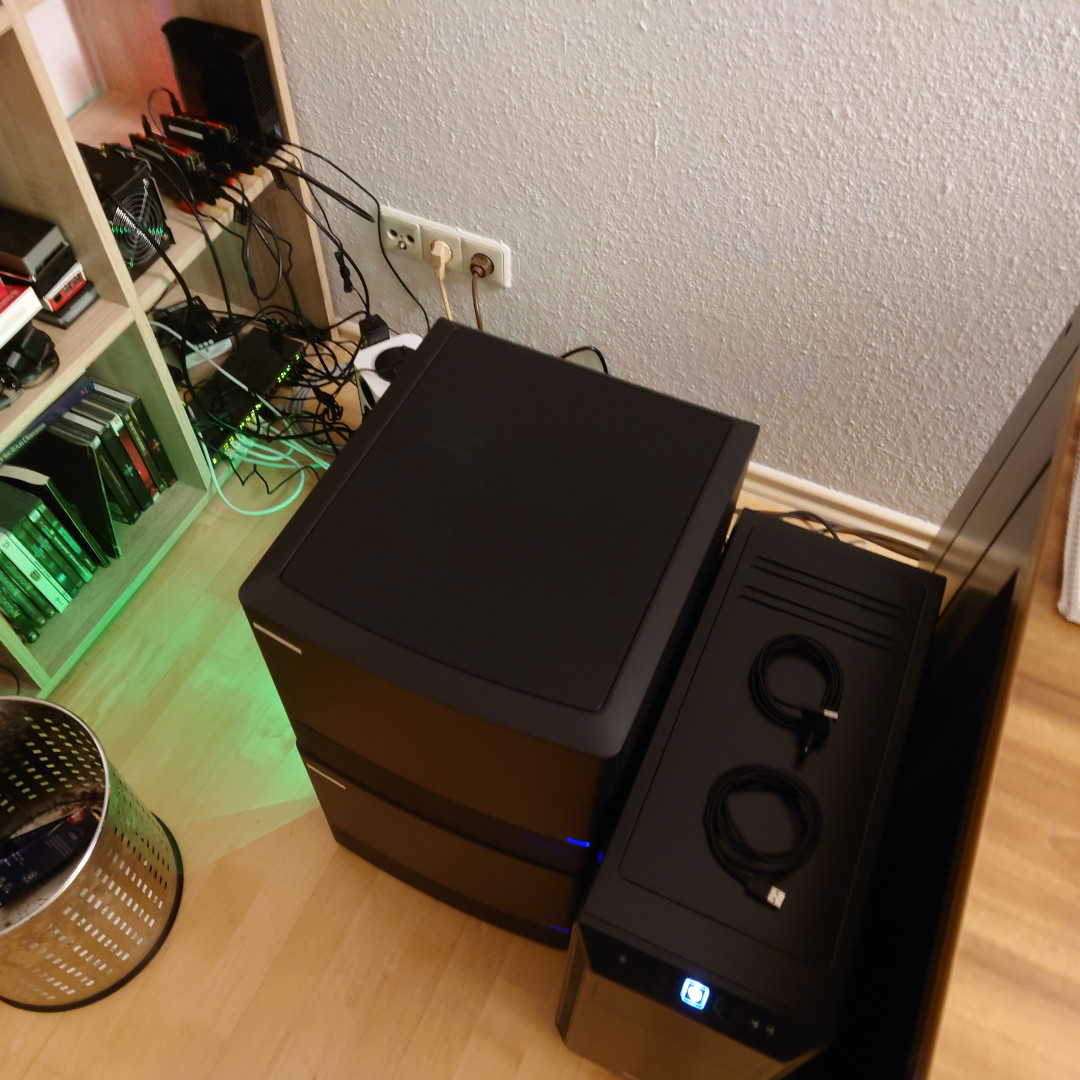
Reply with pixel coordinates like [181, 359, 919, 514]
[82, 392, 159, 501]
[0, 480, 94, 585]
[0, 463, 109, 570]
[0, 558, 47, 643]
[16, 420, 122, 559]
[0, 382, 177, 588]
[90, 383, 176, 490]
[0, 375, 93, 465]
[0, 550, 58, 621]
[30, 503, 94, 585]
[0, 483, 83, 601]
[68, 400, 154, 513]
[53, 412, 142, 525]
[0, 476, 105, 641]
[0, 526, 69, 612]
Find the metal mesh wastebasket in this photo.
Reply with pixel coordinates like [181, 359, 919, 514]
[0, 697, 182, 1009]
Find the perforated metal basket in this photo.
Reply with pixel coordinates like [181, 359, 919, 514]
[0, 697, 182, 1009]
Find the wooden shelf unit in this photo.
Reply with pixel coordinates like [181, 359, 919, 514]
[0, 0, 334, 695]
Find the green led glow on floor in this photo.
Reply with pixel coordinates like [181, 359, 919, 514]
[50, 493, 319, 872]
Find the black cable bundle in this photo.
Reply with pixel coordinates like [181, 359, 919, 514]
[703, 764, 823, 909]
[749, 634, 843, 762]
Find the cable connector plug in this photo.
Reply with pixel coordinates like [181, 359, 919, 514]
[470, 253, 494, 278]
[430, 240, 453, 320]
[797, 704, 839, 761]
[429, 239, 452, 280]
[468, 254, 494, 332]
[747, 878, 786, 909]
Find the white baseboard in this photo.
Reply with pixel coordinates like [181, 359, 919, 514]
[741, 462, 938, 557]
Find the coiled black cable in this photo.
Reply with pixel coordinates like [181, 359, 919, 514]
[749, 634, 843, 762]
[703, 764, 823, 909]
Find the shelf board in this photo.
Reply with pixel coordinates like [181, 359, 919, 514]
[0, 6, 12, 37]
[0, 298, 133, 451]
[26, 479, 210, 688]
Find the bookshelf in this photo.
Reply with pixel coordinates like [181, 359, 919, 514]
[0, 0, 334, 694]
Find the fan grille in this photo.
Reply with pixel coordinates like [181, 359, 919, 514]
[109, 181, 167, 272]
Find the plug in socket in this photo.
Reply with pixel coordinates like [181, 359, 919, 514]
[461, 234, 511, 288]
[421, 225, 463, 273]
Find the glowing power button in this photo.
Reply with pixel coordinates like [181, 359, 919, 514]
[679, 978, 710, 1010]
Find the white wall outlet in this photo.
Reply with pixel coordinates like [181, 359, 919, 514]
[380, 207, 512, 288]
[381, 210, 423, 261]
[420, 223, 463, 273]
[461, 233, 512, 289]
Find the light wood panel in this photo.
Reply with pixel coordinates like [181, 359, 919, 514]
[65, 0, 174, 107]
[0, 12, 139, 306]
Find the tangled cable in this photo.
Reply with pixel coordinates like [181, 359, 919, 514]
[703, 764, 823, 909]
[749, 634, 843, 763]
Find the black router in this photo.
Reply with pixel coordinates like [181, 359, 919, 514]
[188, 327, 303, 463]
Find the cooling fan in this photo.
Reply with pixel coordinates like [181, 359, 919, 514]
[78, 144, 175, 279]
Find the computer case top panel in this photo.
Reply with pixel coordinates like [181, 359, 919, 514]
[580, 512, 943, 1034]
[241, 321, 759, 757]
[284, 328, 729, 711]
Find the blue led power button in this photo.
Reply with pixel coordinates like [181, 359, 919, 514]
[679, 978, 710, 1010]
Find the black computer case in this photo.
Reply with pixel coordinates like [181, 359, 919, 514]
[240, 321, 758, 944]
[558, 512, 943, 1076]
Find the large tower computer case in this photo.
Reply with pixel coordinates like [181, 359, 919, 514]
[240, 321, 759, 945]
[557, 511, 943, 1077]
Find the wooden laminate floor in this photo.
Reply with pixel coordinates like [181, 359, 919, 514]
[0, 473, 618, 1080]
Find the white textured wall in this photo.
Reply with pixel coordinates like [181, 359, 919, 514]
[271, 0, 1080, 523]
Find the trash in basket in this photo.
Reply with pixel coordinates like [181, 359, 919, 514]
[0, 698, 183, 1010]
[0, 806, 98, 907]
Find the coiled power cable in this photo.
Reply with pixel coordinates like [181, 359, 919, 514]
[749, 634, 843, 762]
[703, 764, 823, 909]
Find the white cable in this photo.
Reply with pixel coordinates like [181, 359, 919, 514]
[248, 415, 335, 468]
[231, 433, 330, 472]
[198, 435, 307, 517]
[259, 430, 332, 468]
[231, 434, 300, 463]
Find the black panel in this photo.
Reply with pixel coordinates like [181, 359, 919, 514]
[283, 328, 732, 712]
[302, 750, 581, 947]
[620, 528, 928, 969]
[162, 18, 281, 142]
[923, 308, 1080, 610]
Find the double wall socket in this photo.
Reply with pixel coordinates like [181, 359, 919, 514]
[381, 207, 512, 288]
